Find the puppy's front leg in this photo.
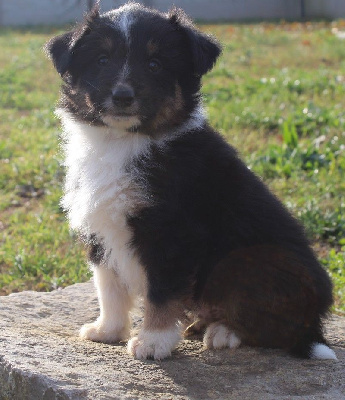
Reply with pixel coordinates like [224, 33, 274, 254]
[80, 265, 133, 343]
[128, 299, 183, 360]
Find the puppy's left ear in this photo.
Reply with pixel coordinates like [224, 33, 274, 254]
[168, 8, 222, 76]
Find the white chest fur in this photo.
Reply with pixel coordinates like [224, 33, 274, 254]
[59, 112, 151, 294]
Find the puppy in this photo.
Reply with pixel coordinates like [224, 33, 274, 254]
[46, 2, 336, 360]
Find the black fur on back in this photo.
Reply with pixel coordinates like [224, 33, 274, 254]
[127, 125, 333, 357]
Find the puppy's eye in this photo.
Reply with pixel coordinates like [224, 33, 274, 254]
[148, 59, 161, 73]
[97, 55, 109, 66]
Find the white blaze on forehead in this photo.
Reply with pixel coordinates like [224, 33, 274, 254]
[104, 4, 137, 43]
[116, 8, 135, 81]
[118, 9, 135, 43]
[119, 59, 130, 81]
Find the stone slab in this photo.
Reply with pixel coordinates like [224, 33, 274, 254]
[0, 281, 344, 400]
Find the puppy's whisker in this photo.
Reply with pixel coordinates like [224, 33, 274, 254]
[85, 81, 100, 92]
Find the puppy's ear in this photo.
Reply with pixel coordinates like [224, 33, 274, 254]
[168, 8, 221, 76]
[45, 31, 74, 76]
[45, 3, 101, 77]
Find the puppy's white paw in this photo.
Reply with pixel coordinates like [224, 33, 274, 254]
[127, 327, 181, 360]
[204, 322, 241, 350]
[80, 319, 129, 343]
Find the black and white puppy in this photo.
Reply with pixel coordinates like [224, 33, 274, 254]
[46, 3, 336, 360]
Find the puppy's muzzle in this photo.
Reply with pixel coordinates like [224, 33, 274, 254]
[112, 84, 135, 109]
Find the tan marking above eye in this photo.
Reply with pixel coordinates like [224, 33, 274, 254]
[147, 39, 159, 56]
[103, 37, 114, 51]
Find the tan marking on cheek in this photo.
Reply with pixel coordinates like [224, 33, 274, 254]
[65, 93, 80, 110]
[147, 39, 159, 56]
[143, 299, 184, 330]
[152, 82, 185, 130]
[85, 93, 95, 110]
[174, 82, 184, 110]
[85, 93, 93, 109]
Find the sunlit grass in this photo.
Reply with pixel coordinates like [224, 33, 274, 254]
[0, 27, 91, 294]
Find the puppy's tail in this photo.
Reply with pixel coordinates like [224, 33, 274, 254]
[309, 342, 337, 360]
[289, 327, 337, 360]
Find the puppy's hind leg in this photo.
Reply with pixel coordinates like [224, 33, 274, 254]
[80, 264, 133, 343]
[204, 322, 241, 350]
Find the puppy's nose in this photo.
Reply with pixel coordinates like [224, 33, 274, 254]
[112, 85, 135, 108]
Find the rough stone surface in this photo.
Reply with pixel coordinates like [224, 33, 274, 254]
[0, 281, 344, 400]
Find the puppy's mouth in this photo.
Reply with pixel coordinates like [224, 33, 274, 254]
[101, 111, 141, 131]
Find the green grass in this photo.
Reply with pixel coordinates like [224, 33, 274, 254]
[0, 22, 344, 313]
[0, 27, 91, 293]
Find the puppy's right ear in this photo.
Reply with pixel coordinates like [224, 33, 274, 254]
[45, 31, 74, 77]
[45, 3, 101, 77]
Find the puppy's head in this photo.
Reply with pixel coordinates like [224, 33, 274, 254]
[46, 3, 221, 136]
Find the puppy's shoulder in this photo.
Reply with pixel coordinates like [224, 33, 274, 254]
[163, 124, 239, 165]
